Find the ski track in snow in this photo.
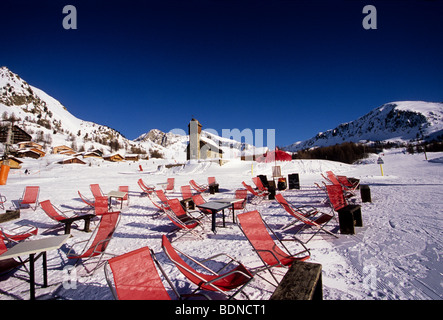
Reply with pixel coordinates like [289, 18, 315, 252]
[0, 150, 442, 300]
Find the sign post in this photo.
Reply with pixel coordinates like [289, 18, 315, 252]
[377, 157, 384, 176]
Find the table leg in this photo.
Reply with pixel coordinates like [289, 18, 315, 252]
[222, 209, 226, 227]
[232, 204, 235, 224]
[42, 252, 48, 288]
[211, 210, 216, 233]
[29, 253, 35, 300]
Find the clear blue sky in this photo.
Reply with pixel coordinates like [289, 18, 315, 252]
[1, 0, 442, 147]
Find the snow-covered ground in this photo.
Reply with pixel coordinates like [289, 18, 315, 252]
[0, 149, 442, 301]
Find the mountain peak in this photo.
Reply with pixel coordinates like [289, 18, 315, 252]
[285, 101, 443, 151]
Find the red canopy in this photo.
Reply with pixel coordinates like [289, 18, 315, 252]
[256, 148, 292, 163]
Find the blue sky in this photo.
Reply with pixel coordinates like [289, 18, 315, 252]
[1, 0, 442, 147]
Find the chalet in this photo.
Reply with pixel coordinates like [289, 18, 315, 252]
[83, 151, 102, 159]
[0, 157, 23, 169]
[58, 157, 86, 165]
[103, 153, 124, 162]
[18, 141, 43, 150]
[53, 145, 74, 154]
[17, 148, 45, 159]
[0, 124, 32, 144]
[124, 154, 140, 161]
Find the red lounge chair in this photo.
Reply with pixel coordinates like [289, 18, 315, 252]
[137, 178, 155, 195]
[325, 184, 348, 211]
[163, 199, 204, 241]
[180, 185, 193, 200]
[161, 234, 256, 299]
[189, 179, 208, 193]
[0, 238, 27, 276]
[67, 211, 120, 274]
[165, 178, 175, 193]
[241, 181, 267, 204]
[19, 186, 40, 210]
[90, 184, 105, 199]
[208, 177, 217, 185]
[274, 193, 337, 243]
[237, 210, 310, 284]
[252, 177, 269, 194]
[78, 190, 95, 210]
[0, 225, 38, 243]
[104, 247, 179, 300]
[40, 200, 95, 234]
[191, 194, 212, 216]
[274, 193, 320, 230]
[118, 186, 129, 206]
[231, 189, 248, 212]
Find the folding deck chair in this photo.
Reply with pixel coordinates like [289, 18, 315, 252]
[161, 234, 256, 299]
[274, 194, 338, 243]
[252, 177, 269, 195]
[104, 246, 180, 300]
[0, 225, 38, 243]
[78, 190, 95, 210]
[165, 178, 175, 193]
[325, 184, 348, 212]
[0, 237, 28, 276]
[242, 181, 267, 204]
[274, 193, 321, 230]
[163, 199, 205, 241]
[90, 184, 105, 199]
[67, 211, 121, 274]
[237, 210, 310, 285]
[40, 200, 95, 234]
[18, 186, 40, 210]
[137, 178, 155, 195]
[189, 179, 209, 193]
[181, 185, 193, 200]
[324, 171, 358, 197]
[118, 186, 129, 206]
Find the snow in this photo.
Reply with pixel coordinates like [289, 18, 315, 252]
[1, 149, 442, 301]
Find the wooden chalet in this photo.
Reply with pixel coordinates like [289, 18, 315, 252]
[0, 157, 23, 169]
[58, 157, 86, 165]
[17, 148, 45, 159]
[124, 154, 140, 161]
[53, 145, 74, 154]
[103, 153, 124, 162]
[18, 141, 43, 150]
[0, 124, 32, 144]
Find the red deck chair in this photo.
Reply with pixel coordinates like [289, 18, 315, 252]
[274, 194, 337, 243]
[156, 189, 170, 206]
[163, 199, 204, 241]
[118, 186, 129, 206]
[161, 234, 256, 299]
[181, 185, 193, 200]
[237, 210, 310, 285]
[189, 179, 208, 193]
[165, 178, 175, 193]
[67, 211, 120, 274]
[241, 181, 267, 204]
[208, 177, 217, 185]
[0, 238, 28, 276]
[137, 178, 155, 195]
[19, 186, 40, 210]
[252, 177, 269, 194]
[274, 193, 321, 230]
[325, 184, 348, 212]
[0, 225, 38, 243]
[40, 200, 95, 234]
[191, 194, 213, 216]
[104, 246, 180, 300]
[90, 184, 105, 199]
[78, 190, 95, 210]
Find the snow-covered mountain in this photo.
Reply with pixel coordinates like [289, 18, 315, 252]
[0, 66, 137, 156]
[0, 66, 259, 161]
[285, 101, 443, 152]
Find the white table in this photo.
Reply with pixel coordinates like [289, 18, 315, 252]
[107, 190, 127, 209]
[0, 234, 70, 300]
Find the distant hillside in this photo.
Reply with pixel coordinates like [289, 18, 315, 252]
[285, 101, 443, 152]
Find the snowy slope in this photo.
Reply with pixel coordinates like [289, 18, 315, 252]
[0, 67, 136, 155]
[285, 101, 443, 151]
[0, 149, 441, 301]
